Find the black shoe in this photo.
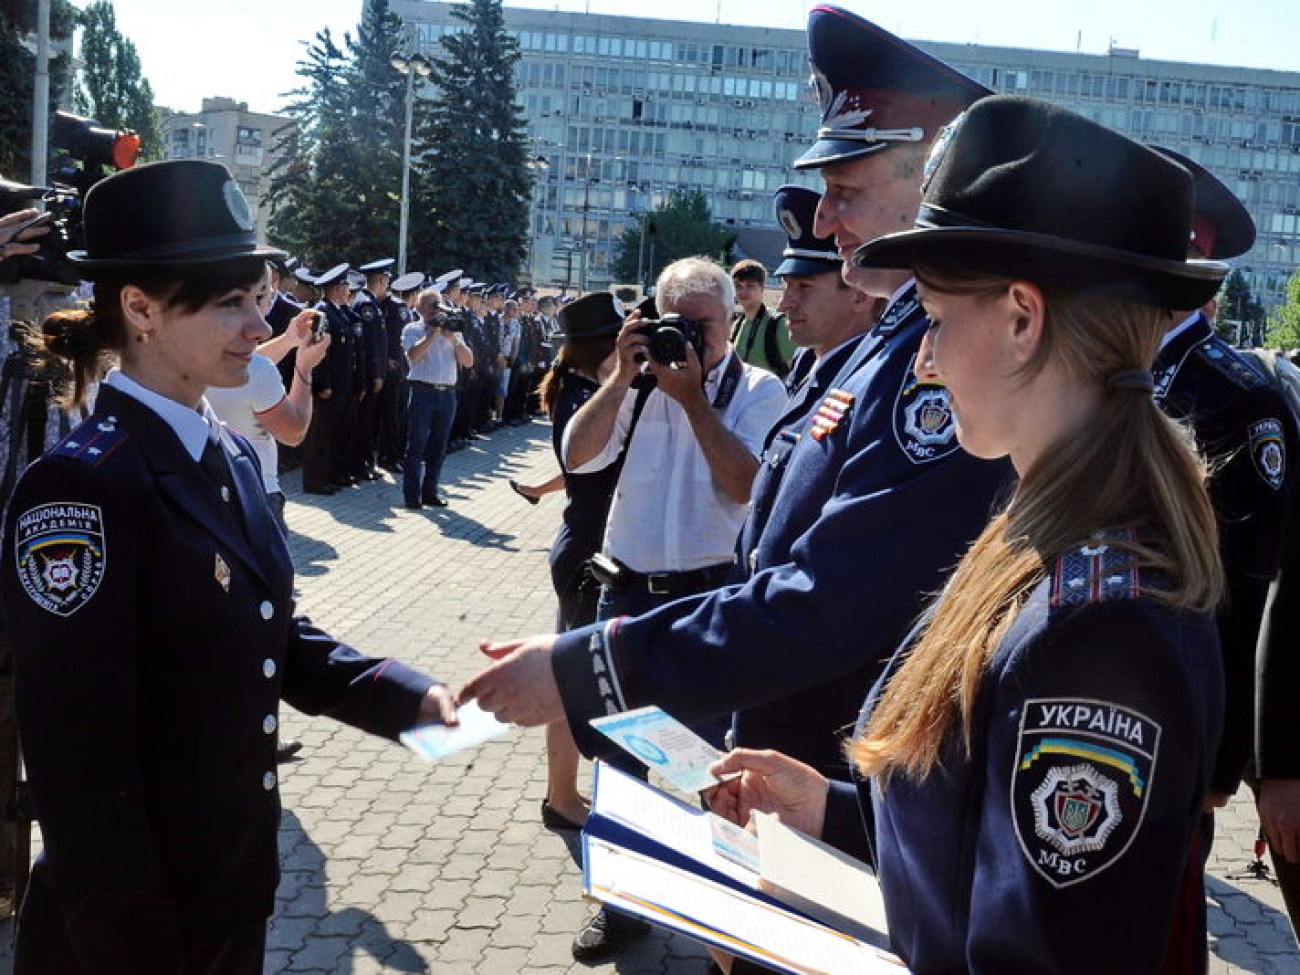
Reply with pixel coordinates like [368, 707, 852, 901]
[276, 739, 303, 763]
[303, 485, 336, 496]
[403, 500, 423, 511]
[571, 908, 650, 962]
[421, 495, 448, 508]
[510, 480, 540, 506]
[541, 799, 585, 830]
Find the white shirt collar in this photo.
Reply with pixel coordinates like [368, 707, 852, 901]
[1161, 311, 1201, 352]
[105, 368, 222, 462]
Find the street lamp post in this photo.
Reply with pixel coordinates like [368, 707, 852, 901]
[390, 49, 432, 275]
[525, 152, 550, 284]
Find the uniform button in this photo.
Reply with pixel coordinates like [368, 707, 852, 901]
[263, 714, 278, 735]
[263, 658, 276, 679]
[220, 486, 231, 502]
[262, 771, 277, 791]
[259, 600, 274, 620]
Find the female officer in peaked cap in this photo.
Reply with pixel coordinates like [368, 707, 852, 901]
[709, 96, 1228, 973]
[0, 159, 457, 973]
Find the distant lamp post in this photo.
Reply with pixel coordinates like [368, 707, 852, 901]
[525, 153, 550, 284]
[390, 50, 432, 274]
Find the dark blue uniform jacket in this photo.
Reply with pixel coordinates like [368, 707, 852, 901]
[553, 285, 1012, 776]
[822, 541, 1223, 974]
[1154, 311, 1295, 793]
[1, 385, 435, 969]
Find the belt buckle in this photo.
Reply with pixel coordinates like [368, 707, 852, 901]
[646, 573, 675, 595]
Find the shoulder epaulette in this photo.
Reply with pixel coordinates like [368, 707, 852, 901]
[1196, 338, 1268, 392]
[51, 413, 132, 468]
[1050, 531, 1141, 609]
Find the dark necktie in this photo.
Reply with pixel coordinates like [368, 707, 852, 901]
[199, 435, 246, 535]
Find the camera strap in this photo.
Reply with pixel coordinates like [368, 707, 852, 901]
[711, 351, 744, 412]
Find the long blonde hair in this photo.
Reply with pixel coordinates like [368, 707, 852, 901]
[851, 269, 1223, 783]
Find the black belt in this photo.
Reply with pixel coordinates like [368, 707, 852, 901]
[411, 380, 455, 390]
[592, 558, 732, 595]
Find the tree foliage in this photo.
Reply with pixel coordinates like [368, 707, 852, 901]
[73, 1, 162, 160]
[0, 0, 78, 181]
[611, 190, 734, 285]
[408, 0, 530, 281]
[1217, 269, 1267, 345]
[1266, 269, 1300, 351]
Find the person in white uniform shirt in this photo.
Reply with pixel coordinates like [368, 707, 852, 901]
[206, 264, 330, 534]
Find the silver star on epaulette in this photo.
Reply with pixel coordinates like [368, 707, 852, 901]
[87, 447, 101, 456]
[1068, 578, 1085, 588]
[65, 441, 79, 449]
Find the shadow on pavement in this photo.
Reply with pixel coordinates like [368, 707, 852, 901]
[1207, 874, 1298, 973]
[271, 810, 427, 973]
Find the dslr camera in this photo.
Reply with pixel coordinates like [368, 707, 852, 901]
[633, 314, 704, 367]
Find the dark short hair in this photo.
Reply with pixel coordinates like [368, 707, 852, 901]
[730, 259, 768, 285]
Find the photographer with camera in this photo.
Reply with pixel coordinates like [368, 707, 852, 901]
[557, 257, 785, 959]
[402, 288, 473, 510]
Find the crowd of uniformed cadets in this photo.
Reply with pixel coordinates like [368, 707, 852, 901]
[263, 257, 559, 498]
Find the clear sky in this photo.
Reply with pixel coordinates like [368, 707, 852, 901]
[95, 0, 1300, 115]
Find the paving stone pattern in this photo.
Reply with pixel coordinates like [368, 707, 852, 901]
[1, 420, 1297, 973]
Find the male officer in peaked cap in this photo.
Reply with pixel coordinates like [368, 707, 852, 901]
[1146, 149, 1300, 947]
[462, 4, 1011, 917]
[302, 264, 358, 494]
[351, 259, 395, 480]
[378, 271, 426, 472]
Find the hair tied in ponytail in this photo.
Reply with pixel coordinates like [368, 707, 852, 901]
[1107, 369, 1155, 393]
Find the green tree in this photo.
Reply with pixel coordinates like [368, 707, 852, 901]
[265, 28, 366, 266]
[611, 190, 734, 284]
[1266, 269, 1300, 351]
[0, 0, 78, 181]
[408, 0, 530, 280]
[1217, 269, 1266, 345]
[73, 1, 161, 160]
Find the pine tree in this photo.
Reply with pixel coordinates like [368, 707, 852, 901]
[1218, 269, 1267, 346]
[341, 0, 408, 261]
[611, 190, 734, 284]
[408, 0, 530, 280]
[73, 1, 162, 160]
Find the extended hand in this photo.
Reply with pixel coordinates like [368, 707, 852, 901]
[708, 748, 830, 839]
[416, 684, 460, 726]
[1259, 778, 1300, 863]
[458, 635, 565, 726]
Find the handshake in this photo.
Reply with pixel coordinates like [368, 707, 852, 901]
[0, 207, 52, 264]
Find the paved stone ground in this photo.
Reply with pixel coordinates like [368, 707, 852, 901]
[1, 418, 1298, 973]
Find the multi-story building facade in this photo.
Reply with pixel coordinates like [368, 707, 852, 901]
[393, 1, 1300, 308]
[159, 98, 293, 240]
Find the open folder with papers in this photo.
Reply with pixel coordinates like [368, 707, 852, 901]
[581, 762, 904, 975]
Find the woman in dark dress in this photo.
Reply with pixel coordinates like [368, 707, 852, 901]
[534, 292, 622, 828]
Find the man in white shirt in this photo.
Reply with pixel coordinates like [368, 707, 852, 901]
[402, 290, 474, 509]
[560, 258, 785, 957]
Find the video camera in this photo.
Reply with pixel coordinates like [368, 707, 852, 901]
[633, 314, 705, 367]
[0, 111, 140, 285]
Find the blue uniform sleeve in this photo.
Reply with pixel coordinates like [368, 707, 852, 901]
[279, 617, 437, 741]
[963, 601, 1221, 973]
[552, 441, 1008, 757]
[2, 457, 185, 969]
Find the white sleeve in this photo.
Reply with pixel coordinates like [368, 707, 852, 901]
[247, 354, 287, 414]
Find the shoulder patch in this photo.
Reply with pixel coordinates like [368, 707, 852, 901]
[52, 414, 131, 467]
[14, 502, 107, 616]
[1197, 339, 1267, 391]
[1050, 535, 1140, 608]
[1248, 417, 1287, 491]
[1012, 698, 1161, 888]
[893, 360, 959, 465]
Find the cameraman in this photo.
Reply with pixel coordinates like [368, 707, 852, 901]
[0, 208, 51, 262]
[402, 289, 472, 509]
[559, 258, 785, 958]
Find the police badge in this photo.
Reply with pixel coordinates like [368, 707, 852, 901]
[894, 357, 959, 464]
[14, 503, 107, 617]
[1012, 698, 1160, 888]
[1248, 417, 1287, 491]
